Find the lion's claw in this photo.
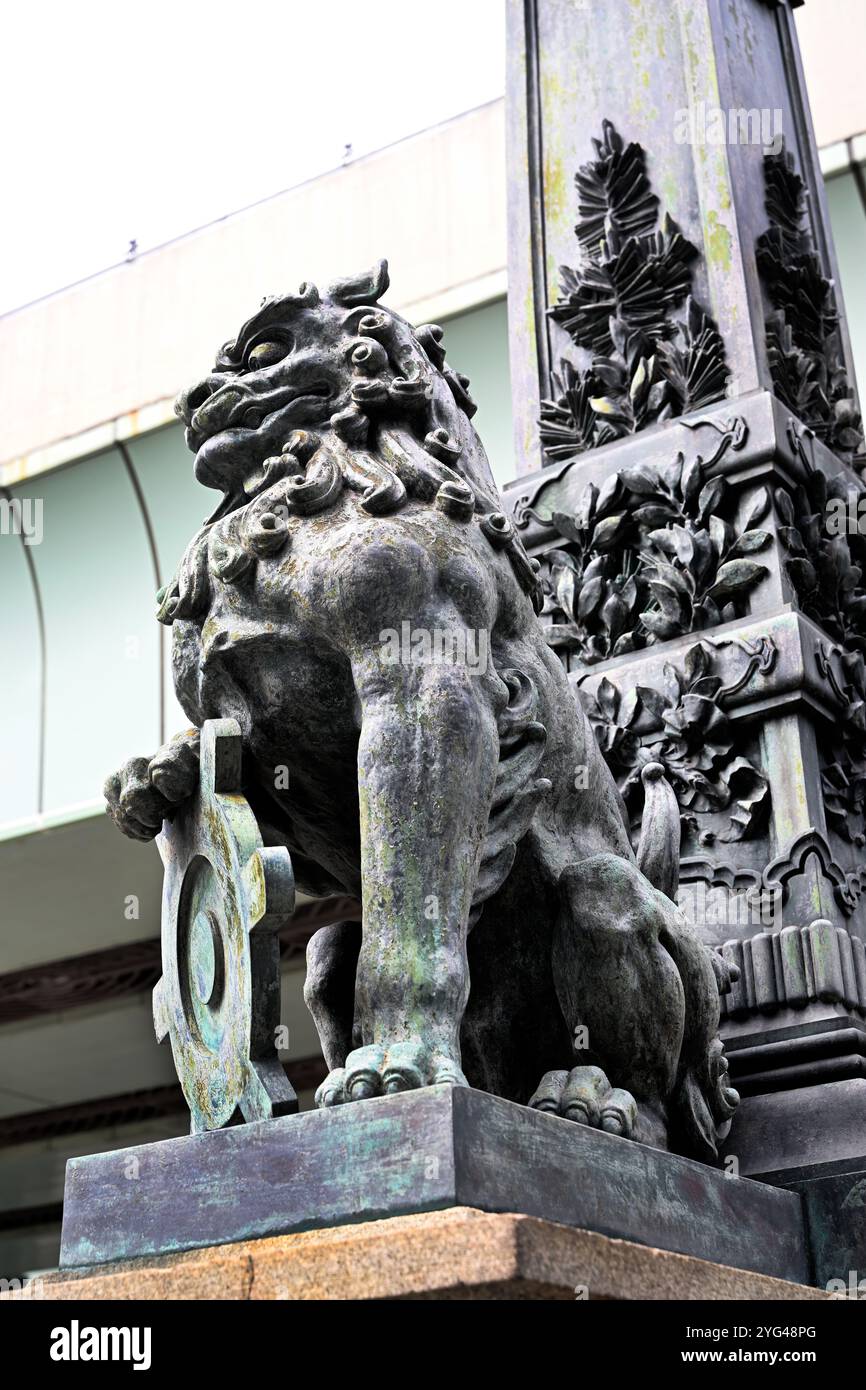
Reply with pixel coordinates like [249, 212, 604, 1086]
[529, 1065, 638, 1139]
[315, 1040, 468, 1108]
[104, 729, 200, 841]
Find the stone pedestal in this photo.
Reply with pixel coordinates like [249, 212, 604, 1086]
[25, 1209, 830, 1301]
[57, 1085, 820, 1285]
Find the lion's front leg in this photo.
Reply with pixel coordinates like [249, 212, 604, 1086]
[316, 648, 500, 1106]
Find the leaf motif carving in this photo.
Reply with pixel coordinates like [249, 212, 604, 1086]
[758, 146, 863, 463]
[536, 459, 766, 664]
[578, 643, 771, 847]
[540, 123, 729, 462]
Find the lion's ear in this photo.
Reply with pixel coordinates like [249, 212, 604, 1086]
[327, 258, 389, 306]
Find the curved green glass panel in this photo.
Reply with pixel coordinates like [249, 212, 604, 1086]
[440, 299, 514, 487]
[30, 450, 160, 811]
[125, 422, 213, 737]
[0, 494, 42, 821]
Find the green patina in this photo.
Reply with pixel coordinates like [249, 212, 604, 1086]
[705, 209, 732, 272]
[543, 147, 568, 229]
[779, 931, 806, 991]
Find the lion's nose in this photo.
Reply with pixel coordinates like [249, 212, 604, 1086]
[175, 374, 232, 428]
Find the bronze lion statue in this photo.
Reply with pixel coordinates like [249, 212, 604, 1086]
[105, 260, 738, 1160]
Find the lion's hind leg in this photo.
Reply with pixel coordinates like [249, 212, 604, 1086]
[537, 853, 689, 1150]
[304, 920, 360, 1079]
[656, 911, 740, 1159]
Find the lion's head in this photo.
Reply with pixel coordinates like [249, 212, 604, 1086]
[158, 261, 541, 626]
[174, 259, 502, 515]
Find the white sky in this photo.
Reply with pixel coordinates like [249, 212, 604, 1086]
[1, 0, 506, 315]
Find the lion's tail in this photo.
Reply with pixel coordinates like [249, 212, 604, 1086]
[636, 762, 680, 900]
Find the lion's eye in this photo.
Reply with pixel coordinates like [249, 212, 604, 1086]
[248, 341, 287, 370]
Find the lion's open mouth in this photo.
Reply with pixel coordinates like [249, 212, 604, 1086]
[189, 380, 338, 503]
[187, 380, 332, 451]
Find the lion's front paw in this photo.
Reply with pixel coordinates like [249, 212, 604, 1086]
[529, 1065, 638, 1138]
[315, 1040, 468, 1107]
[104, 729, 200, 841]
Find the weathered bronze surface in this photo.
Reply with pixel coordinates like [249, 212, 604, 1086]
[58, 1087, 806, 1281]
[152, 719, 297, 1132]
[105, 260, 737, 1160]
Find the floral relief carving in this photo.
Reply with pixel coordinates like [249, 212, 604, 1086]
[537, 451, 770, 665]
[757, 145, 863, 464]
[539, 121, 730, 463]
[578, 640, 771, 847]
[775, 467, 866, 654]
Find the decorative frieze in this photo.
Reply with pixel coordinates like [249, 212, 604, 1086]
[682, 827, 866, 929]
[815, 643, 866, 847]
[775, 466, 866, 652]
[720, 919, 866, 1019]
[535, 435, 769, 665]
[578, 639, 771, 844]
